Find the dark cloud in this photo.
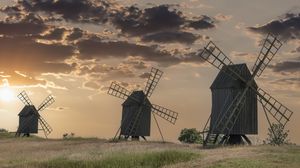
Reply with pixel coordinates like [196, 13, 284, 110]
[77, 38, 203, 67]
[112, 4, 215, 40]
[19, 0, 110, 23]
[270, 61, 300, 73]
[0, 13, 47, 36]
[112, 5, 185, 36]
[141, 31, 199, 44]
[67, 28, 84, 41]
[188, 15, 215, 30]
[40, 27, 66, 40]
[2, 1, 215, 45]
[248, 13, 300, 40]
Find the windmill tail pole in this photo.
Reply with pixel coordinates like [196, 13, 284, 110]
[152, 112, 165, 143]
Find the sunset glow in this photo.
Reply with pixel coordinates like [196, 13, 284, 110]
[0, 0, 299, 145]
[0, 87, 14, 102]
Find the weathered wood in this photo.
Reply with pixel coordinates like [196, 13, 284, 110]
[210, 64, 258, 135]
[17, 106, 39, 133]
[121, 91, 151, 136]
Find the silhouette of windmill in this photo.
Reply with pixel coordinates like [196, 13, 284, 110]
[198, 34, 294, 147]
[107, 67, 179, 141]
[16, 91, 54, 138]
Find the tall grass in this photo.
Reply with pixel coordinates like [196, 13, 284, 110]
[32, 150, 197, 168]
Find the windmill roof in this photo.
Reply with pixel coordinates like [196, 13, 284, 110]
[122, 90, 152, 106]
[18, 105, 39, 117]
[210, 63, 258, 89]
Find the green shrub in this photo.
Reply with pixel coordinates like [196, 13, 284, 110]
[265, 123, 290, 145]
[178, 128, 203, 144]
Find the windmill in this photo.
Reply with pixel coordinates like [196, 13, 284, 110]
[107, 67, 179, 141]
[16, 91, 54, 138]
[198, 33, 294, 147]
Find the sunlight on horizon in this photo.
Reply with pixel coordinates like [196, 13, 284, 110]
[0, 79, 15, 102]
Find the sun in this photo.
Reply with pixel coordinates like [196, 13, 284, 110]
[0, 87, 14, 102]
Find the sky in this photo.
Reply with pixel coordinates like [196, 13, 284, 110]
[0, 0, 299, 144]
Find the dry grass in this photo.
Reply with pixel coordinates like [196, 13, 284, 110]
[0, 137, 299, 168]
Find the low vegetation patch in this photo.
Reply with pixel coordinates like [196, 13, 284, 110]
[209, 145, 300, 168]
[26, 150, 198, 168]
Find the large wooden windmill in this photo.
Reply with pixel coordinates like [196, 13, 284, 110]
[107, 67, 179, 141]
[199, 34, 294, 147]
[16, 91, 54, 138]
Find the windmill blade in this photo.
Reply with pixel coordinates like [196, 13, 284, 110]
[252, 33, 282, 77]
[17, 91, 33, 105]
[257, 88, 293, 127]
[144, 67, 163, 97]
[198, 41, 244, 81]
[151, 104, 178, 124]
[37, 95, 55, 112]
[38, 115, 53, 136]
[107, 82, 131, 100]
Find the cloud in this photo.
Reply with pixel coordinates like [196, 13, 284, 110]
[188, 15, 215, 29]
[111, 5, 186, 36]
[0, 0, 215, 89]
[269, 61, 300, 73]
[0, 13, 47, 36]
[269, 77, 300, 91]
[83, 81, 101, 90]
[141, 31, 200, 44]
[66, 28, 84, 41]
[40, 27, 67, 40]
[139, 72, 150, 79]
[0, 34, 75, 86]
[111, 4, 214, 43]
[77, 37, 204, 67]
[248, 13, 300, 40]
[19, 0, 110, 24]
[215, 13, 232, 21]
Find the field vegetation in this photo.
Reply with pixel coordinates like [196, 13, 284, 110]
[0, 133, 299, 168]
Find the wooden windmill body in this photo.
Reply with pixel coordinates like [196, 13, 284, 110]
[121, 91, 151, 137]
[17, 105, 39, 134]
[210, 64, 258, 135]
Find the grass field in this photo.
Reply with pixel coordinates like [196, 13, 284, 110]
[0, 133, 299, 168]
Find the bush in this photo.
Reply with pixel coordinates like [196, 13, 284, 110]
[178, 128, 203, 144]
[0, 128, 8, 133]
[63, 132, 75, 139]
[266, 123, 290, 145]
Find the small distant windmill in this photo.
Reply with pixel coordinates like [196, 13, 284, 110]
[198, 34, 294, 147]
[16, 91, 54, 138]
[107, 67, 179, 141]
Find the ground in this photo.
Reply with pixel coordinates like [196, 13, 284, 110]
[0, 135, 299, 168]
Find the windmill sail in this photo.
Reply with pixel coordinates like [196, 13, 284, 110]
[151, 104, 178, 124]
[144, 67, 163, 97]
[18, 91, 33, 106]
[107, 82, 131, 100]
[38, 95, 55, 112]
[252, 33, 282, 77]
